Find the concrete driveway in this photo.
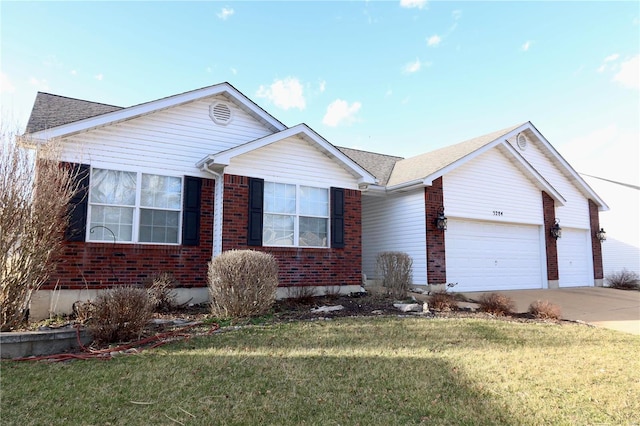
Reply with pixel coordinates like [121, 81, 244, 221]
[462, 287, 640, 335]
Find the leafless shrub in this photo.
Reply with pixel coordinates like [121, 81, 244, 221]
[605, 269, 640, 290]
[72, 300, 95, 324]
[528, 300, 562, 320]
[1, 128, 80, 331]
[208, 250, 279, 318]
[478, 293, 515, 316]
[87, 287, 154, 344]
[429, 291, 459, 311]
[376, 251, 413, 299]
[144, 272, 178, 312]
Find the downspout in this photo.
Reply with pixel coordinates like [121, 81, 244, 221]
[202, 163, 224, 258]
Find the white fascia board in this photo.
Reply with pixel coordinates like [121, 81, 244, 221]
[198, 124, 377, 184]
[526, 122, 609, 211]
[27, 82, 287, 140]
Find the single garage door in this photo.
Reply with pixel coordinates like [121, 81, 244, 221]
[558, 227, 592, 287]
[445, 219, 544, 292]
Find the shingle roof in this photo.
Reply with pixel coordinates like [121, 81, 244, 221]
[25, 92, 123, 133]
[386, 123, 526, 187]
[337, 146, 403, 186]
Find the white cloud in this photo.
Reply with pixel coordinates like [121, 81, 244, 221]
[217, 7, 234, 20]
[400, 0, 427, 9]
[521, 41, 532, 51]
[256, 77, 306, 110]
[452, 9, 462, 20]
[613, 55, 639, 90]
[322, 99, 361, 127]
[0, 72, 15, 93]
[29, 77, 49, 91]
[604, 53, 620, 62]
[230, 67, 237, 75]
[318, 80, 326, 93]
[70, 69, 77, 76]
[403, 59, 422, 74]
[427, 34, 441, 47]
[385, 89, 393, 97]
[94, 73, 104, 81]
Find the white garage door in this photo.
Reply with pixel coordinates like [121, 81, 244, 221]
[445, 220, 544, 292]
[558, 228, 592, 287]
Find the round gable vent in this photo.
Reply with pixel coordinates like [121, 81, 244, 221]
[516, 133, 528, 150]
[209, 102, 232, 125]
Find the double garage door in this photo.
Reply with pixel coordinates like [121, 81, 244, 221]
[446, 219, 592, 291]
[445, 220, 544, 292]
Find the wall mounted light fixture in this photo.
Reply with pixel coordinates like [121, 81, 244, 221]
[550, 219, 562, 240]
[596, 228, 606, 243]
[435, 207, 448, 231]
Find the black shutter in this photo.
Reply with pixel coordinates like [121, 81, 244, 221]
[182, 176, 202, 246]
[247, 177, 264, 246]
[331, 187, 345, 249]
[65, 163, 90, 242]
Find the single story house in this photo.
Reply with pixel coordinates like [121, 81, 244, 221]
[22, 82, 608, 318]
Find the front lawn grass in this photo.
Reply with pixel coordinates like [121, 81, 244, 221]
[2, 317, 639, 425]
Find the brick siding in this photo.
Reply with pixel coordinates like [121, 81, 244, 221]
[542, 191, 559, 281]
[222, 174, 363, 287]
[44, 178, 215, 290]
[424, 177, 447, 284]
[588, 199, 604, 280]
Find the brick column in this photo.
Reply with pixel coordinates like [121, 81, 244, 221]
[425, 177, 446, 286]
[542, 191, 559, 288]
[588, 199, 604, 285]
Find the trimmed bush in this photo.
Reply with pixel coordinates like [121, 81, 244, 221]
[429, 291, 459, 311]
[208, 250, 279, 318]
[605, 269, 640, 290]
[528, 300, 562, 320]
[478, 293, 515, 316]
[87, 287, 154, 344]
[376, 251, 413, 299]
[144, 272, 178, 312]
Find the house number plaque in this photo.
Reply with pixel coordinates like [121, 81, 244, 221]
[492, 211, 504, 216]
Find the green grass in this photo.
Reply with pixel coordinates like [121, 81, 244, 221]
[2, 317, 639, 425]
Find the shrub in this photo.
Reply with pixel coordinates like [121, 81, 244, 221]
[144, 272, 178, 312]
[286, 285, 318, 304]
[208, 250, 279, 318]
[429, 291, 459, 311]
[1, 130, 80, 331]
[605, 269, 640, 290]
[87, 287, 154, 344]
[376, 251, 413, 299]
[528, 300, 562, 320]
[478, 293, 515, 316]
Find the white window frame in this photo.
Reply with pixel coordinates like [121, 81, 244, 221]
[87, 167, 183, 245]
[263, 181, 330, 248]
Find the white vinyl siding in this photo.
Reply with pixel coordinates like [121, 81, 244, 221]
[58, 95, 274, 178]
[226, 136, 360, 190]
[557, 228, 594, 287]
[507, 135, 590, 229]
[446, 219, 545, 291]
[361, 191, 427, 285]
[444, 148, 543, 225]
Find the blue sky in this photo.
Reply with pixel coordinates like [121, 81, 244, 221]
[1, 1, 638, 185]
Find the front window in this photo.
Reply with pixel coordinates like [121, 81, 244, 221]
[263, 182, 328, 247]
[88, 168, 182, 244]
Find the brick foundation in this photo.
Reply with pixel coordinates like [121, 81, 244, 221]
[425, 177, 446, 284]
[44, 178, 215, 290]
[222, 174, 363, 287]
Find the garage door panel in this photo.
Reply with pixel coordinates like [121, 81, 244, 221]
[446, 220, 543, 292]
[558, 228, 592, 287]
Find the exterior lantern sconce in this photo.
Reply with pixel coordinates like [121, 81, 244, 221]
[596, 228, 606, 243]
[550, 219, 562, 240]
[435, 207, 448, 231]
